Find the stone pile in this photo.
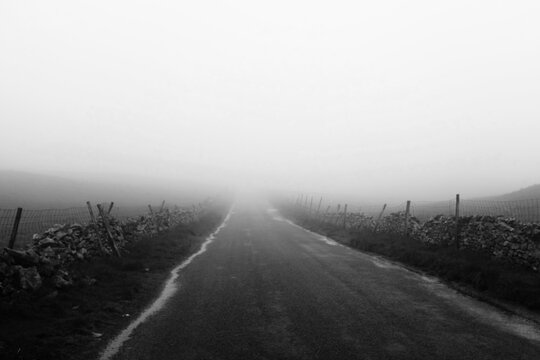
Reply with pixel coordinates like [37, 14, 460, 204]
[414, 215, 457, 246]
[0, 205, 205, 298]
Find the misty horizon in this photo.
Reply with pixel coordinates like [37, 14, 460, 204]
[2, 1, 540, 202]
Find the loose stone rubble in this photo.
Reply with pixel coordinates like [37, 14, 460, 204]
[0, 205, 205, 298]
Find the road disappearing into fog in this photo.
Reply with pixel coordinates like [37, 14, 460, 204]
[104, 201, 540, 360]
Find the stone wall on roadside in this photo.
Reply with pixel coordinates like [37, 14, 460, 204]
[0, 205, 206, 298]
[321, 210, 540, 272]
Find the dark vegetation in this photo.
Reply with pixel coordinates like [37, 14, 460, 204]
[280, 206, 540, 312]
[0, 205, 227, 360]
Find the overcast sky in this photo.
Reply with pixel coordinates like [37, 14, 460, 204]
[1, 0, 539, 201]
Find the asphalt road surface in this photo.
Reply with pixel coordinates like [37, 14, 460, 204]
[103, 201, 540, 360]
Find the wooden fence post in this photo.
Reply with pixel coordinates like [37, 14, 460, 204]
[160, 200, 166, 212]
[342, 204, 348, 228]
[8, 207, 23, 249]
[455, 194, 460, 249]
[404, 200, 411, 234]
[86, 201, 96, 223]
[334, 204, 341, 225]
[86, 201, 104, 253]
[148, 205, 154, 215]
[97, 204, 121, 257]
[374, 203, 387, 231]
[107, 201, 115, 214]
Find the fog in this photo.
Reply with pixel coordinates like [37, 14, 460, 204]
[1, 1, 540, 203]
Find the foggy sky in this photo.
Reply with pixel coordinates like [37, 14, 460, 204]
[1, 1, 540, 201]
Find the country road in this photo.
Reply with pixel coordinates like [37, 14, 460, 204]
[101, 200, 540, 360]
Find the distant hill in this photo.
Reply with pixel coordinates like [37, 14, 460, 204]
[0, 170, 215, 209]
[489, 184, 540, 201]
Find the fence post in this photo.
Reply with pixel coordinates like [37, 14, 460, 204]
[107, 201, 115, 214]
[87, 201, 104, 252]
[374, 203, 387, 231]
[404, 200, 411, 235]
[148, 205, 154, 215]
[97, 204, 121, 257]
[455, 194, 460, 249]
[86, 201, 96, 223]
[309, 196, 313, 217]
[8, 207, 23, 249]
[334, 204, 341, 225]
[160, 200, 166, 212]
[342, 204, 348, 228]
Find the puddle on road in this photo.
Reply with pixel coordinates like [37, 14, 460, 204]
[99, 206, 235, 360]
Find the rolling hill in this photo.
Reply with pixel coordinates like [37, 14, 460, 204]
[0, 170, 215, 209]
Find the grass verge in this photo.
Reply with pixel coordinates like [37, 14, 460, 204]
[0, 205, 228, 360]
[283, 209, 540, 312]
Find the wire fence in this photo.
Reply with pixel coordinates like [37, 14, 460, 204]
[410, 198, 540, 223]
[0, 207, 92, 247]
[297, 195, 540, 224]
[0, 203, 187, 248]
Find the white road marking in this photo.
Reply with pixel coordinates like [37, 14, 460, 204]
[99, 206, 235, 360]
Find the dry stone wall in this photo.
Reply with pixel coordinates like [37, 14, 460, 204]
[0, 205, 205, 298]
[321, 211, 540, 271]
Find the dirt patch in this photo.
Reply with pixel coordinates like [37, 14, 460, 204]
[0, 205, 228, 360]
